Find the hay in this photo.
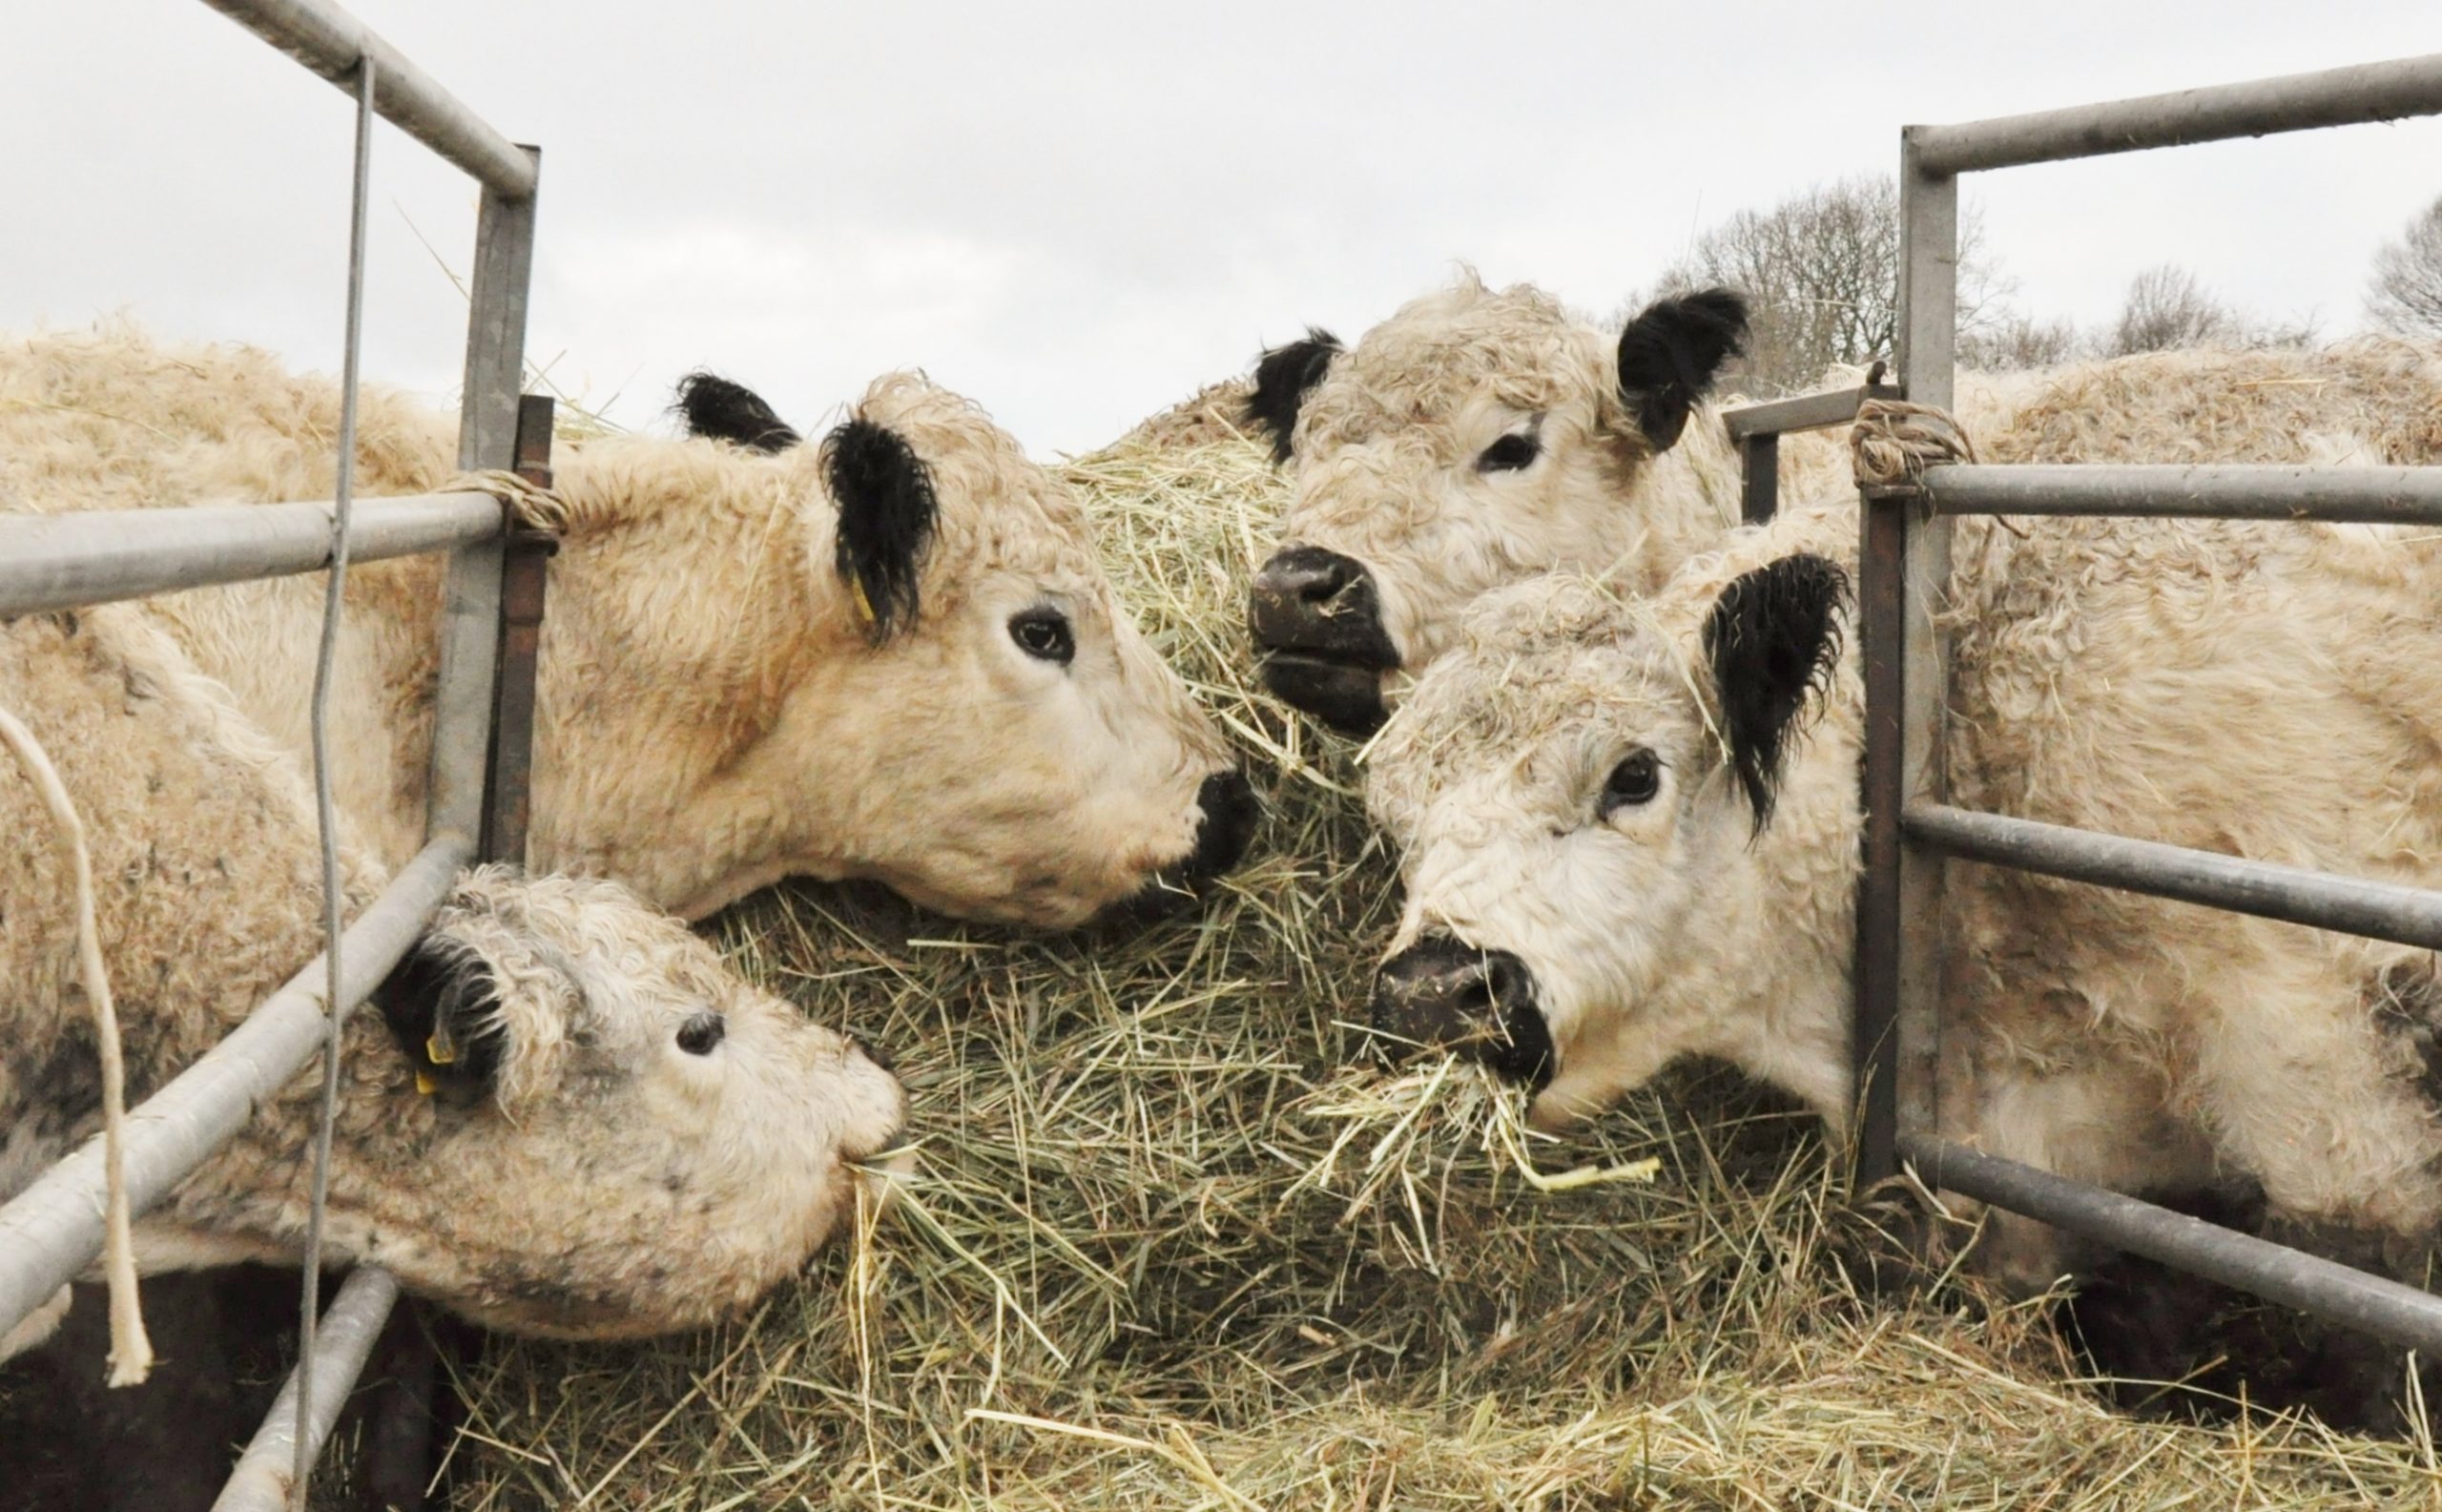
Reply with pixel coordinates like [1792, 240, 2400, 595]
[438, 425, 2442, 1510]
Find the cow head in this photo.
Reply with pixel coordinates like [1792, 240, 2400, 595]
[1245, 275, 1749, 735]
[530, 373, 1256, 930]
[180, 866, 910, 1340]
[1360, 553, 1856, 1129]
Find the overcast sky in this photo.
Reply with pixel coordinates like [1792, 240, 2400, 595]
[8, 2, 2440, 458]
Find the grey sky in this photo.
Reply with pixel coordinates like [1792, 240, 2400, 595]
[8, 2, 2440, 459]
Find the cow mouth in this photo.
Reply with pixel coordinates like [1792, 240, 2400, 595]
[1256, 652, 1391, 737]
[1090, 769, 1263, 930]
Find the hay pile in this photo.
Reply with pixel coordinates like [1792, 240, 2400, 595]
[441, 425, 2442, 1510]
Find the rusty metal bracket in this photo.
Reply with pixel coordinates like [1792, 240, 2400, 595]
[478, 393, 558, 868]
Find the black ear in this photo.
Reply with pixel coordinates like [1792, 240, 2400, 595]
[819, 418, 938, 643]
[1245, 328, 1343, 465]
[1703, 552, 1848, 831]
[374, 936, 504, 1109]
[675, 371, 802, 454]
[1616, 289, 1749, 450]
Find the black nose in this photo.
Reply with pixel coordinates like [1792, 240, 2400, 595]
[1182, 768, 1260, 883]
[848, 1032, 897, 1075]
[1247, 547, 1400, 667]
[1369, 934, 1553, 1087]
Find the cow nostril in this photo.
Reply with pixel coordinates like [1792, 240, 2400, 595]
[1184, 768, 1260, 882]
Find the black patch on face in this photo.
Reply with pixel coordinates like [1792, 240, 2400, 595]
[1368, 935, 1554, 1089]
[674, 372, 802, 454]
[373, 936, 505, 1108]
[1246, 328, 1343, 464]
[819, 417, 940, 644]
[1616, 288, 1749, 450]
[1703, 552, 1848, 832]
[1247, 545, 1399, 736]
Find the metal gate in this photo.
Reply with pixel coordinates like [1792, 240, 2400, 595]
[0, 0, 548, 1504]
[1724, 54, 2442, 1357]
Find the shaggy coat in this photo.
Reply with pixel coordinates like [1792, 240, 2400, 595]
[1249, 271, 2442, 724]
[0, 327, 1245, 928]
[1367, 479, 2442, 1293]
[1, 605, 906, 1340]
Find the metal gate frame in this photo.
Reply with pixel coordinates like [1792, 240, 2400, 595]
[1787, 54, 2442, 1356]
[0, 1, 547, 1504]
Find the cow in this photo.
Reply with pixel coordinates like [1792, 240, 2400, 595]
[1, 602, 908, 1503]
[0, 326, 1257, 930]
[1361, 404, 2442, 1343]
[1241, 269, 2442, 735]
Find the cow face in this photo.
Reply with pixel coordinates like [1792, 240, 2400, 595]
[534, 374, 1255, 930]
[1361, 557, 1854, 1129]
[1246, 277, 1748, 735]
[339, 866, 910, 1339]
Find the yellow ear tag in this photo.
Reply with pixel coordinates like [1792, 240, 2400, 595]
[415, 1069, 440, 1096]
[850, 575, 877, 628]
[424, 1030, 458, 1067]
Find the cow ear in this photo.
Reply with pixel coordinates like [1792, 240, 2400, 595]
[676, 372, 802, 454]
[1616, 289, 1748, 451]
[1702, 552, 1847, 831]
[1246, 328, 1343, 465]
[819, 418, 938, 643]
[374, 937, 505, 1108]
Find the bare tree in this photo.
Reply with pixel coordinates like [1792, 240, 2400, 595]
[1636, 173, 2010, 396]
[1958, 312, 2080, 372]
[2367, 194, 2442, 339]
[2105, 264, 2237, 356]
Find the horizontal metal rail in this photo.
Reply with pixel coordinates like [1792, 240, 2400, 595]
[1908, 463, 2442, 525]
[197, 0, 535, 197]
[211, 1266, 403, 1512]
[0, 838, 467, 1341]
[1722, 382, 1900, 442]
[1902, 1136, 2442, 1357]
[1913, 52, 2442, 175]
[0, 492, 502, 617]
[1905, 803, 2442, 952]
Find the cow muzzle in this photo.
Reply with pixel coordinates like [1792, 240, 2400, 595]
[1096, 768, 1263, 928]
[1368, 934, 1553, 1087]
[1248, 545, 1399, 736]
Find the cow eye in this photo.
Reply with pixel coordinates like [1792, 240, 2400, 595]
[676, 1012, 726, 1055]
[1598, 751, 1661, 819]
[1477, 433, 1541, 473]
[1009, 608, 1075, 666]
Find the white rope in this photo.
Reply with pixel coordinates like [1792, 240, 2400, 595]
[0, 705, 152, 1386]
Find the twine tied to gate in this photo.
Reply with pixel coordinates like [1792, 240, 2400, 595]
[441, 467, 569, 535]
[1850, 397, 1979, 491]
[0, 703, 152, 1386]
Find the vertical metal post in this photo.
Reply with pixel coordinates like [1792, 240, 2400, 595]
[424, 146, 539, 845]
[1855, 134, 1958, 1187]
[480, 394, 557, 868]
[1740, 432, 1780, 525]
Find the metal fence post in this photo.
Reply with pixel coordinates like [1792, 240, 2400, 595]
[425, 147, 539, 847]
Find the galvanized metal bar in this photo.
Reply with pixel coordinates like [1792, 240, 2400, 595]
[1721, 382, 1901, 442]
[197, 0, 535, 197]
[1913, 53, 2442, 176]
[0, 493, 503, 618]
[1901, 1135, 2442, 1357]
[1914, 463, 2442, 524]
[424, 151, 538, 844]
[1905, 802, 2442, 952]
[211, 1267, 404, 1512]
[1739, 432, 1780, 526]
[1851, 136, 1959, 1188]
[0, 838, 466, 1342]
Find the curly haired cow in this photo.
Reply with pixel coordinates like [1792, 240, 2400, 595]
[2, 602, 907, 1502]
[0, 326, 1255, 930]
[1361, 411, 2442, 1336]
[1243, 270, 2442, 734]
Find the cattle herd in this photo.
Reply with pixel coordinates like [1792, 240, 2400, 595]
[5, 273, 2442, 1496]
